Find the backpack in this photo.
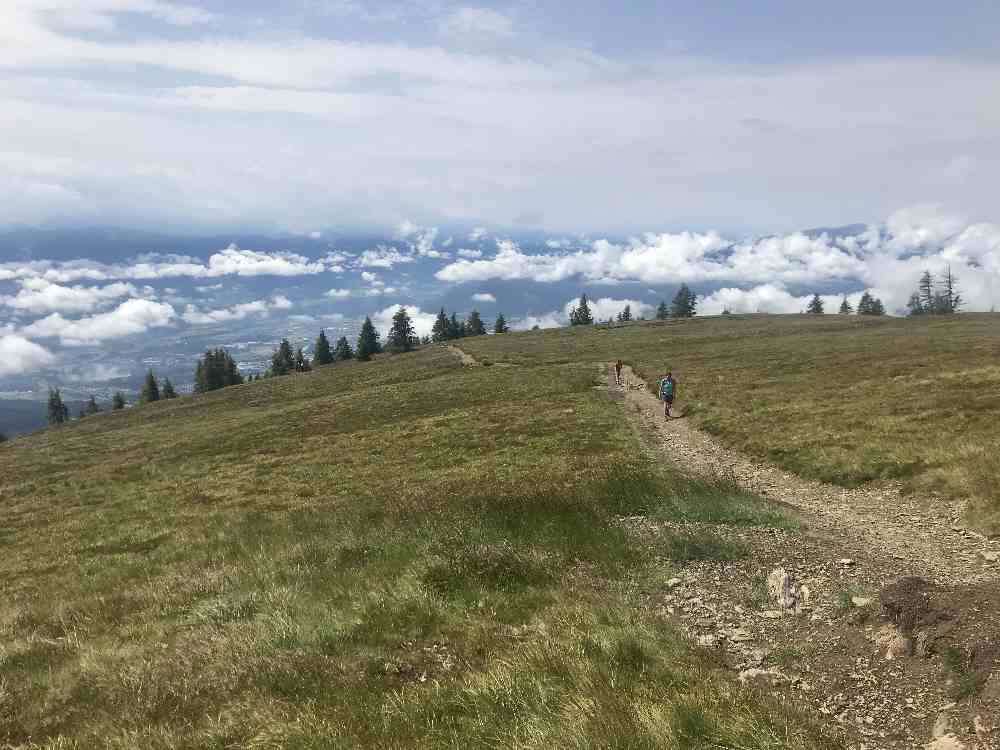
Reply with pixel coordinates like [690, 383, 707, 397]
[660, 378, 674, 398]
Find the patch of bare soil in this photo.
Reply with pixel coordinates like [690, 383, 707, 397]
[611, 363, 1000, 750]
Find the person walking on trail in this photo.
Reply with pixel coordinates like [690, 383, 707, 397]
[659, 371, 677, 419]
[614, 359, 623, 385]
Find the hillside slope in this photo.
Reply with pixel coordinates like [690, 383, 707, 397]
[461, 313, 1000, 535]
[0, 347, 836, 748]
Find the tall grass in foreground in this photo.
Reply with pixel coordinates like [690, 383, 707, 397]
[0, 349, 837, 748]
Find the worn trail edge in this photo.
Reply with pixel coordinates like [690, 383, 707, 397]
[615, 363, 999, 586]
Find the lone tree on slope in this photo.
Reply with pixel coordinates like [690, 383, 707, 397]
[655, 300, 669, 320]
[432, 308, 451, 342]
[386, 307, 417, 353]
[270, 339, 296, 376]
[294, 347, 312, 372]
[112, 392, 127, 410]
[47, 388, 69, 426]
[569, 293, 594, 325]
[333, 336, 354, 361]
[356, 316, 382, 361]
[617, 304, 632, 322]
[806, 294, 824, 314]
[140, 370, 161, 404]
[670, 284, 697, 318]
[466, 309, 487, 336]
[195, 348, 243, 392]
[313, 330, 334, 366]
[161, 378, 177, 399]
[84, 395, 101, 414]
[839, 297, 853, 314]
[494, 313, 509, 333]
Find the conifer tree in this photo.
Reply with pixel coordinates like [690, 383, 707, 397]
[386, 306, 417, 352]
[494, 312, 509, 333]
[269, 339, 296, 376]
[655, 300, 669, 320]
[448, 312, 465, 339]
[194, 348, 244, 392]
[85, 395, 101, 414]
[466, 309, 487, 336]
[938, 265, 962, 314]
[313, 330, 334, 366]
[140, 370, 161, 404]
[618, 304, 632, 322]
[806, 294, 824, 314]
[47, 388, 69, 425]
[333, 336, 354, 361]
[161, 378, 177, 399]
[670, 285, 697, 318]
[356, 316, 381, 361]
[569, 293, 593, 325]
[871, 297, 886, 315]
[839, 297, 853, 314]
[112, 392, 126, 410]
[906, 293, 924, 316]
[432, 308, 451, 342]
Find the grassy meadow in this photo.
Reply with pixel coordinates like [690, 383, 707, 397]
[461, 313, 1000, 535]
[0, 347, 835, 748]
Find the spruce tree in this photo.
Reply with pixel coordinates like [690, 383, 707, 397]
[670, 285, 697, 318]
[47, 388, 69, 426]
[839, 297, 853, 314]
[313, 330, 334, 366]
[938, 266, 962, 314]
[906, 293, 924, 316]
[161, 378, 177, 399]
[871, 297, 886, 316]
[569, 293, 593, 325]
[466, 309, 487, 336]
[448, 312, 465, 339]
[619, 304, 632, 322]
[140, 370, 161, 404]
[494, 312, 509, 334]
[270, 339, 296, 376]
[806, 294, 824, 314]
[432, 308, 451, 342]
[356, 316, 381, 361]
[294, 347, 312, 372]
[333, 336, 354, 361]
[655, 300, 669, 320]
[85, 395, 101, 414]
[112, 392, 126, 410]
[386, 306, 416, 352]
[195, 348, 244, 391]
[856, 291, 874, 315]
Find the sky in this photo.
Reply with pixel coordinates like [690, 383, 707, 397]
[2, 1, 1000, 387]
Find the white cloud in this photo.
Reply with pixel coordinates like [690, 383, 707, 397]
[195, 283, 223, 292]
[0, 334, 56, 376]
[181, 295, 292, 324]
[439, 7, 514, 37]
[468, 227, 489, 242]
[512, 312, 563, 331]
[357, 246, 415, 268]
[327, 288, 353, 299]
[21, 298, 176, 346]
[471, 292, 496, 303]
[1, 278, 138, 314]
[457, 248, 483, 259]
[394, 221, 442, 257]
[563, 296, 653, 322]
[360, 271, 380, 284]
[371, 304, 437, 339]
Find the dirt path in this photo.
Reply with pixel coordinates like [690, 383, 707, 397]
[615, 364, 1000, 586]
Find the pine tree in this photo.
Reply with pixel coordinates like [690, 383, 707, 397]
[270, 339, 296, 376]
[938, 265, 962, 314]
[333, 336, 354, 361]
[871, 298, 886, 316]
[313, 330, 334, 366]
[161, 378, 177, 399]
[906, 293, 924, 316]
[839, 297, 853, 314]
[655, 300, 669, 320]
[918, 270, 935, 313]
[386, 307, 416, 352]
[112, 392, 126, 410]
[569, 293, 593, 325]
[294, 347, 312, 372]
[466, 309, 487, 336]
[195, 348, 244, 392]
[856, 291, 874, 315]
[806, 294, 824, 314]
[356, 316, 381, 361]
[619, 304, 632, 322]
[432, 308, 451, 342]
[494, 313, 509, 334]
[139, 370, 161, 404]
[670, 284, 697, 318]
[47, 388, 69, 426]
[85, 395, 101, 414]
[448, 312, 465, 339]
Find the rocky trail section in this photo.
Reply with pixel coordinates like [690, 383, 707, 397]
[610, 363, 1000, 750]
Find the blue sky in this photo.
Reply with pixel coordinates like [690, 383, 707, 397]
[2, 0, 999, 235]
[2, 1, 1000, 389]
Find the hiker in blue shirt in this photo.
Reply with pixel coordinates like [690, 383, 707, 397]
[659, 371, 677, 419]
